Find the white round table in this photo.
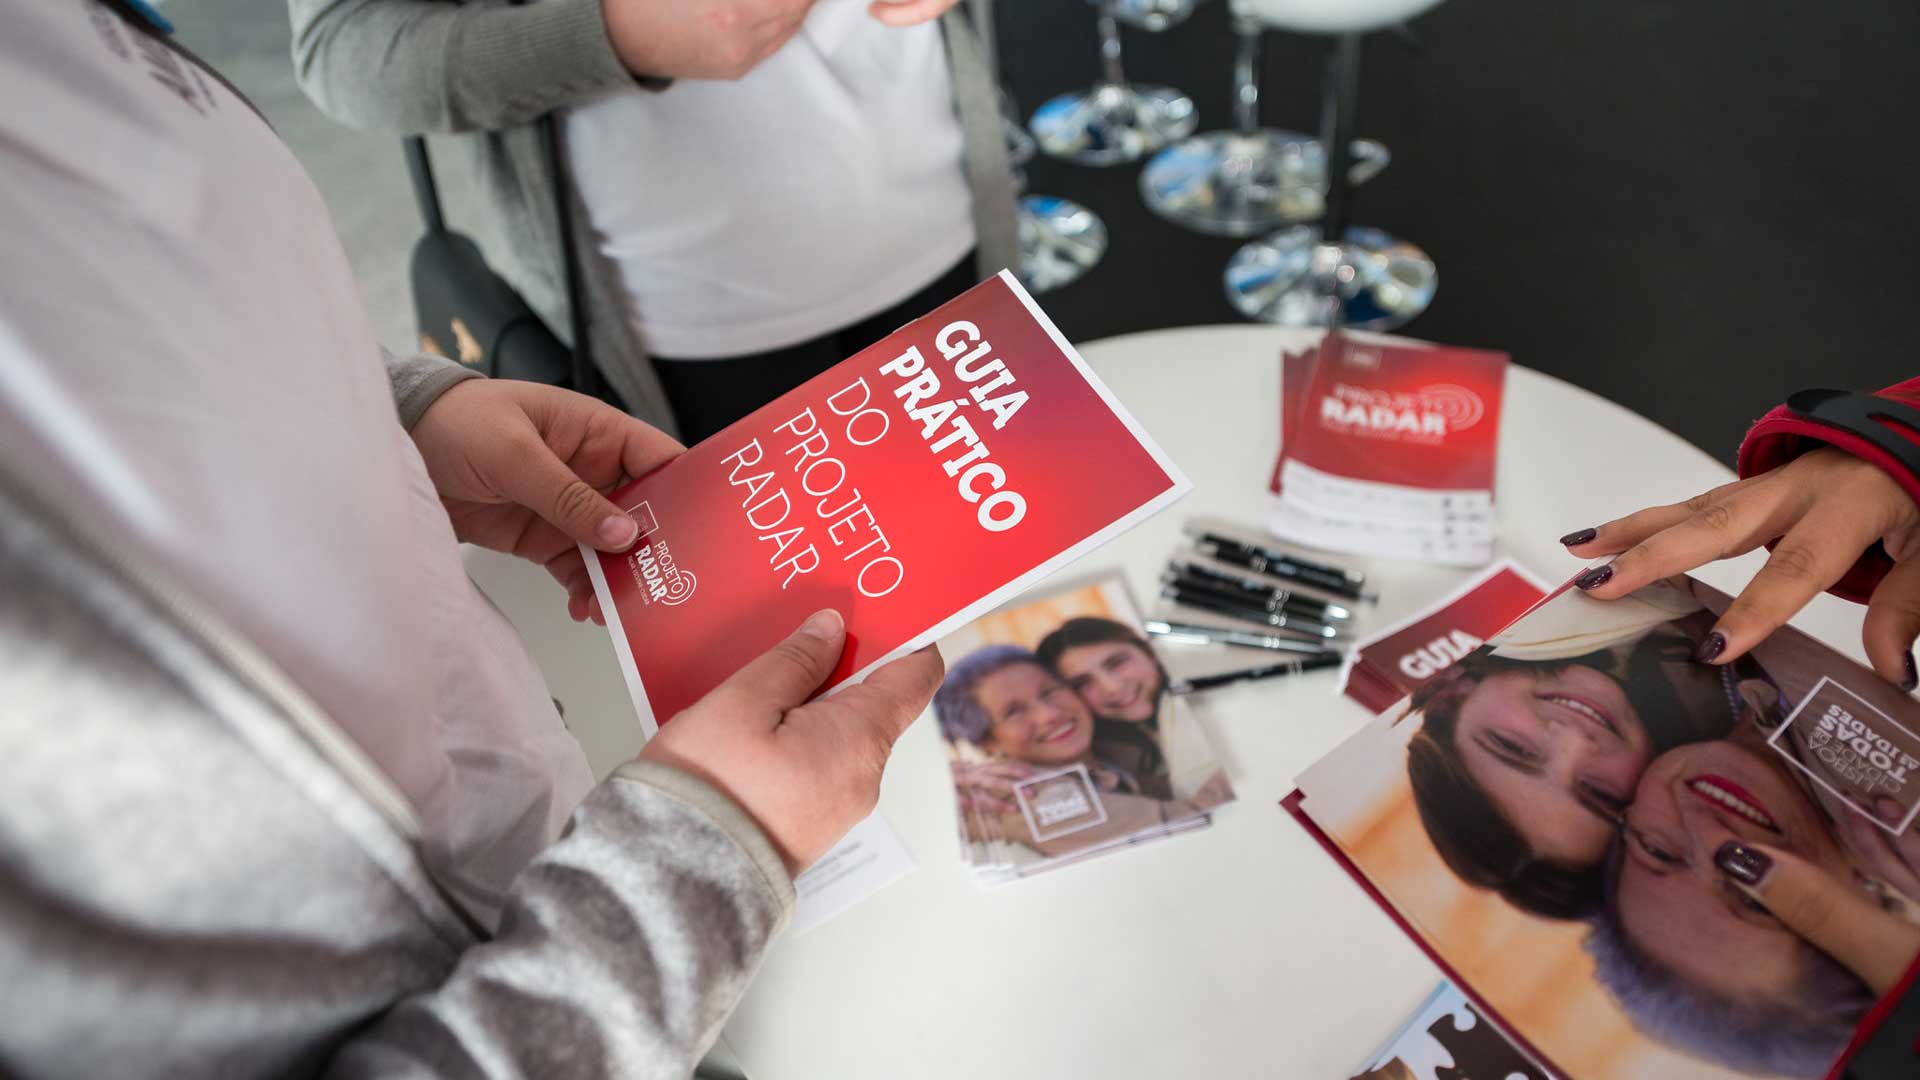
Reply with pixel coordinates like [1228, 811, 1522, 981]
[467, 325, 1868, 1079]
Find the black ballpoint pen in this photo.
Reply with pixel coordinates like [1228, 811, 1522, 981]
[1161, 584, 1340, 640]
[1223, 539, 1356, 592]
[1164, 561, 1352, 621]
[1161, 571, 1347, 632]
[1145, 619, 1339, 656]
[1195, 540, 1335, 592]
[1167, 654, 1345, 695]
[1248, 544, 1362, 588]
[1192, 533, 1370, 602]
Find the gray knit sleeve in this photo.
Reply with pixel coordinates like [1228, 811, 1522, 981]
[288, 0, 639, 133]
[385, 349, 481, 430]
[328, 760, 795, 1078]
[0, 487, 793, 1080]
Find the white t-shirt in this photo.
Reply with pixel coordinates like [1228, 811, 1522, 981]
[0, 1, 592, 926]
[566, 0, 977, 359]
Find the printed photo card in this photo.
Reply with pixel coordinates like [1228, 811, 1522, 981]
[933, 572, 1235, 885]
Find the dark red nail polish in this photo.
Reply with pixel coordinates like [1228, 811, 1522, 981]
[1559, 528, 1597, 546]
[1903, 652, 1917, 693]
[1695, 631, 1727, 664]
[1716, 841, 1772, 887]
[1574, 565, 1613, 590]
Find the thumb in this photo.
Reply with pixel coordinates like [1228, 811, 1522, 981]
[719, 610, 849, 715]
[1716, 840, 1920, 996]
[1863, 554, 1920, 691]
[497, 441, 642, 553]
[834, 644, 945, 747]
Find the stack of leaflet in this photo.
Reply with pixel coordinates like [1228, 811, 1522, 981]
[1269, 332, 1509, 566]
[933, 571, 1236, 886]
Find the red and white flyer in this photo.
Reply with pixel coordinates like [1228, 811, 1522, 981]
[1283, 333, 1507, 503]
[583, 270, 1192, 734]
[1267, 333, 1509, 566]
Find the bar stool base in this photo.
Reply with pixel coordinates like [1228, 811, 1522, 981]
[1031, 83, 1197, 167]
[1224, 225, 1436, 330]
[1019, 194, 1108, 293]
[1140, 130, 1390, 238]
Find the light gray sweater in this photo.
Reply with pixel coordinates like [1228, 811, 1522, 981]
[286, 0, 1020, 438]
[0, 359, 795, 1077]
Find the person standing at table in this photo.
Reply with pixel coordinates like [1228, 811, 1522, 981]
[0, 3, 939, 1074]
[288, 0, 1018, 443]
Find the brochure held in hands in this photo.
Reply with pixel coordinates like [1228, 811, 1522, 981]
[583, 270, 1191, 734]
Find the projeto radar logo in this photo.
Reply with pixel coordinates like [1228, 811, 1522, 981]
[620, 499, 697, 608]
[1317, 380, 1487, 443]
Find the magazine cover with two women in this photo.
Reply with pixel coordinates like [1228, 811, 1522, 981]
[1293, 574, 1920, 1079]
[933, 572, 1235, 885]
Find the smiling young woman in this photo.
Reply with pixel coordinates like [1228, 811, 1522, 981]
[1036, 617, 1174, 799]
[1402, 589, 1756, 919]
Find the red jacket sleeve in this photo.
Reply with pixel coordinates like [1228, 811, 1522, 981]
[1737, 377, 1920, 603]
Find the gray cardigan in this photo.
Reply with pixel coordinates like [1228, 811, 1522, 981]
[0, 357, 797, 1076]
[287, 0, 1020, 439]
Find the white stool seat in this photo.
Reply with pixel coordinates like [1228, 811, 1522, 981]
[1231, 0, 1442, 34]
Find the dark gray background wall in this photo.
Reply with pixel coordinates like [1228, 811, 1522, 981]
[996, 0, 1917, 461]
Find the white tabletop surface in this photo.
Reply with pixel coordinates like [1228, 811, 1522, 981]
[466, 324, 1868, 1079]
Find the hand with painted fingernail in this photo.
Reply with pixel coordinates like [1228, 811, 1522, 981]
[1559, 448, 1920, 688]
[1715, 839, 1920, 996]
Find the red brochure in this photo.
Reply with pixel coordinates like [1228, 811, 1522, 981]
[1282, 333, 1508, 497]
[1339, 560, 1551, 713]
[584, 271, 1191, 732]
